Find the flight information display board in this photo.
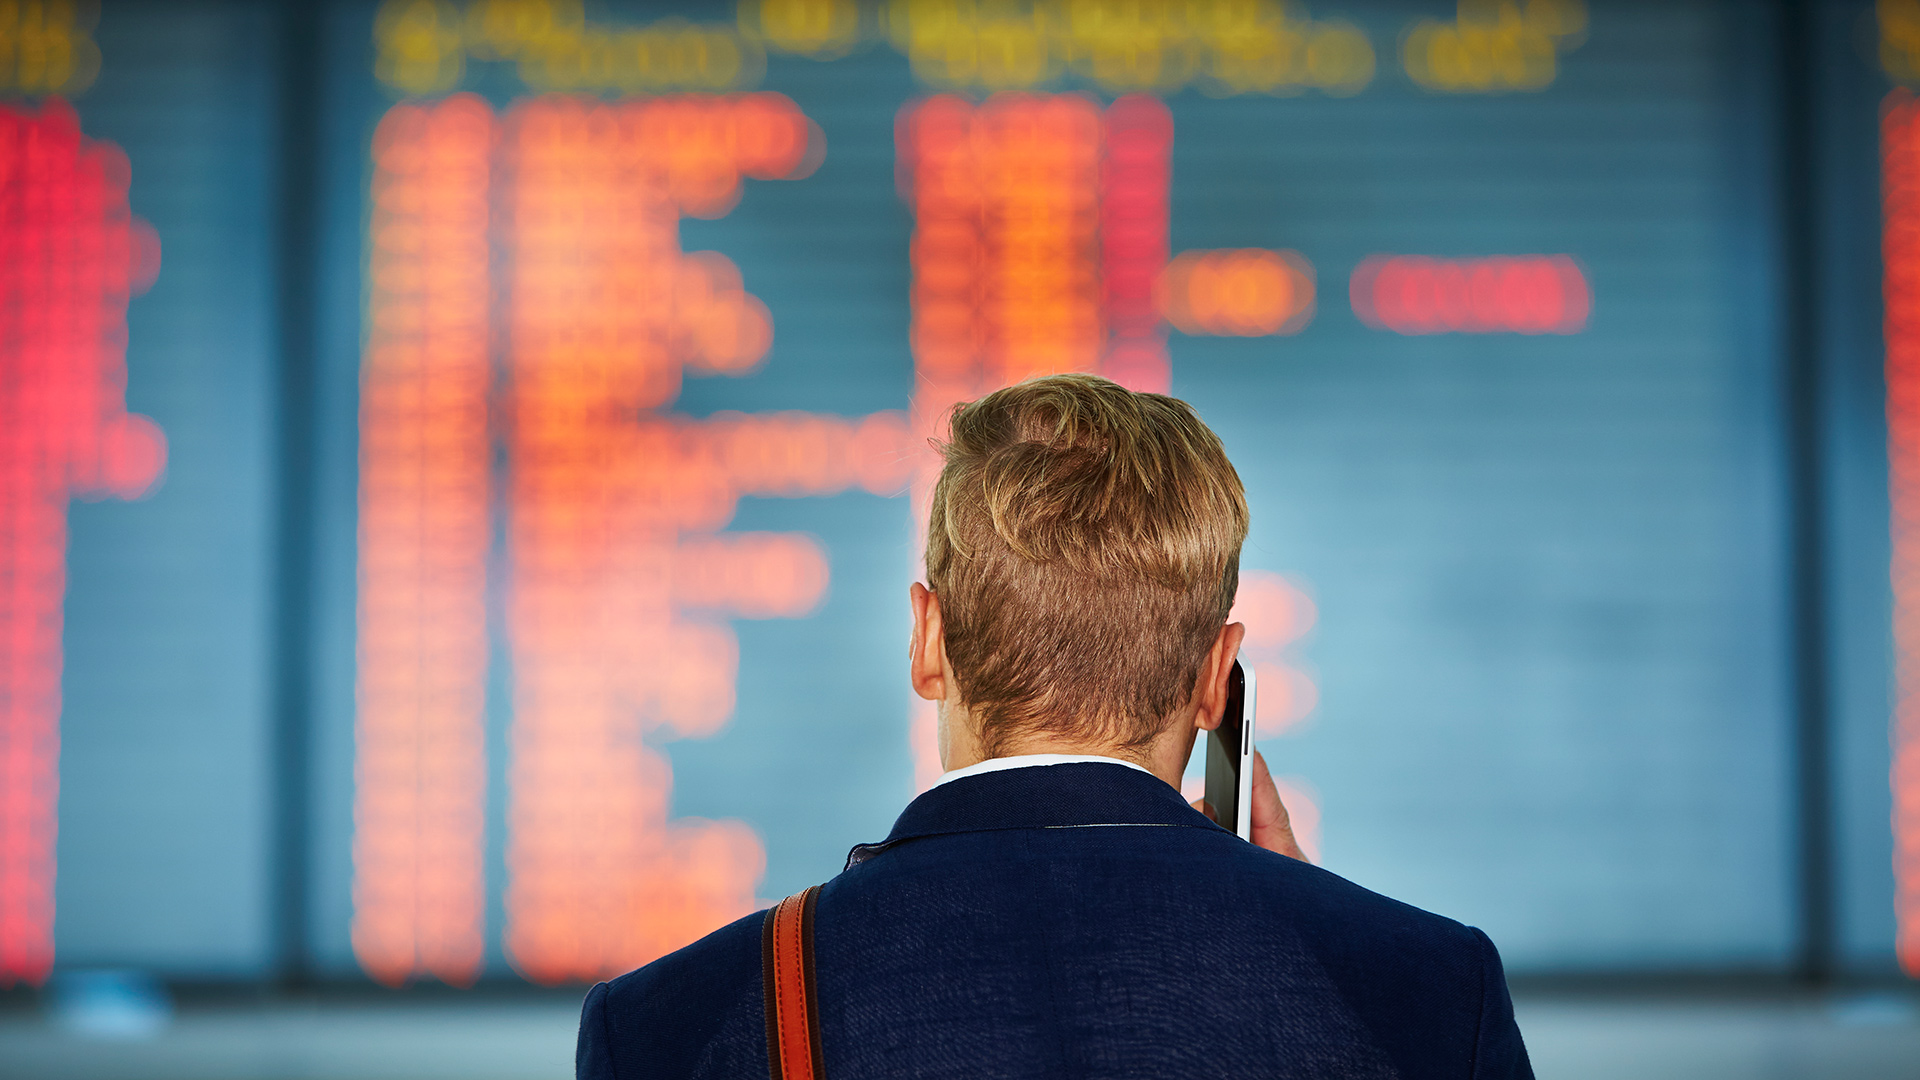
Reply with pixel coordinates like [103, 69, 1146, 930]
[298, 0, 1798, 983]
[15, 0, 1909, 987]
[0, 2, 280, 983]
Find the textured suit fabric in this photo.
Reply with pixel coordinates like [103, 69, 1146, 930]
[577, 762, 1534, 1080]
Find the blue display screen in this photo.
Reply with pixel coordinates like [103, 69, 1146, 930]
[10, 0, 1900, 985]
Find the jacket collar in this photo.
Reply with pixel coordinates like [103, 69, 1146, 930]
[846, 761, 1223, 868]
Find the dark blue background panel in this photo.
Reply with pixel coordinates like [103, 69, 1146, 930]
[20, 0, 1904, 983]
[53, 2, 279, 976]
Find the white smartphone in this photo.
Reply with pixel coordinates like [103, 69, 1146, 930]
[1203, 659, 1257, 840]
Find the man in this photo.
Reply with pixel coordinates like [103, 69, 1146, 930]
[577, 374, 1534, 1079]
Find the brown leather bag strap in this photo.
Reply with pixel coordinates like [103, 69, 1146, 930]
[762, 885, 825, 1080]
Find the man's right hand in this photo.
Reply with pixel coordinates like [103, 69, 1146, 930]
[1247, 749, 1307, 862]
[1190, 749, 1308, 862]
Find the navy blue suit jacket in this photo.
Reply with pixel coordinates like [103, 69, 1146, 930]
[577, 762, 1533, 1079]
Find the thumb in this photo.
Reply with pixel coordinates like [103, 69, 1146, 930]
[1249, 749, 1308, 862]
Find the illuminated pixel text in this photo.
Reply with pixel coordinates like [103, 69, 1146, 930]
[0, 99, 163, 986]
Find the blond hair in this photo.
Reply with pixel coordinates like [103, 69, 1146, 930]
[926, 374, 1249, 755]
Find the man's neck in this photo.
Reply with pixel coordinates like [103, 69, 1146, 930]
[942, 730, 1192, 791]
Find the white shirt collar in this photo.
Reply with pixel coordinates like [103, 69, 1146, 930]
[929, 753, 1155, 789]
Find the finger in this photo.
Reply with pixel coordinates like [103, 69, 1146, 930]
[1250, 750, 1288, 831]
[1249, 749, 1307, 862]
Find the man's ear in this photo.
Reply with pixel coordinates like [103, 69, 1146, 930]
[909, 582, 949, 702]
[1192, 621, 1247, 732]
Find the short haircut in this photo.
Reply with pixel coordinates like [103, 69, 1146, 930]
[925, 374, 1249, 755]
